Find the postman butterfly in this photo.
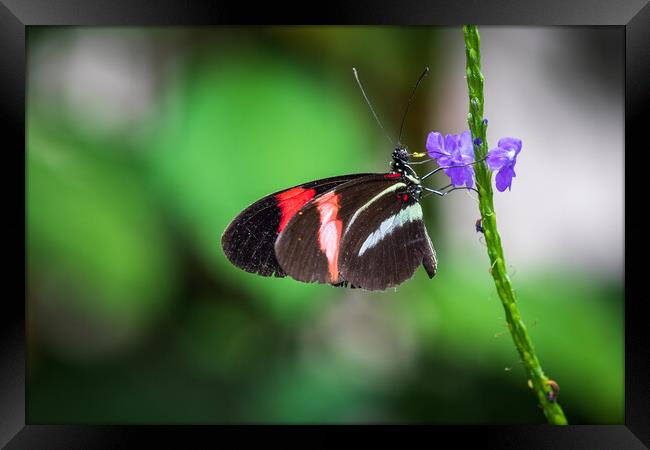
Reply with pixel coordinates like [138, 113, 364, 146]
[221, 68, 469, 291]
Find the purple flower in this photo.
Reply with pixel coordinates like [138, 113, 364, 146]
[426, 130, 475, 188]
[486, 137, 522, 192]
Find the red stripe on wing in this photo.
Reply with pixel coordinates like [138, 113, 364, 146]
[276, 187, 317, 232]
[315, 191, 342, 283]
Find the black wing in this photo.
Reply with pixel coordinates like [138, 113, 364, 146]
[221, 174, 369, 277]
[274, 174, 436, 290]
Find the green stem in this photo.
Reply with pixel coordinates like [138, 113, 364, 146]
[462, 25, 568, 425]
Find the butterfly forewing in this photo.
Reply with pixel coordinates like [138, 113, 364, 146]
[274, 174, 436, 290]
[221, 174, 369, 277]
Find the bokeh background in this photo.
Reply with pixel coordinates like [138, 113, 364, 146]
[26, 26, 623, 424]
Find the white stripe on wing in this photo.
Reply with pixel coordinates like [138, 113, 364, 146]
[358, 203, 423, 256]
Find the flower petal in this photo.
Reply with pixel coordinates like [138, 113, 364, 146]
[459, 130, 475, 159]
[495, 165, 515, 192]
[464, 167, 475, 189]
[443, 167, 465, 187]
[444, 134, 460, 154]
[436, 155, 453, 168]
[443, 165, 475, 188]
[486, 147, 511, 171]
[426, 132, 445, 159]
[497, 137, 522, 156]
[459, 153, 475, 166]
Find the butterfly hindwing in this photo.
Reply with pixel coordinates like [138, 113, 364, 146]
[274, 174, 436, 290]
[339, 192, 437, 291]
[221, 174, 369, 277]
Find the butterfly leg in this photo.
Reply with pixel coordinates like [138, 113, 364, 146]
[422, 185, 479, 197]
[420, 166, 447, 180]
[419, 156, 488, 180]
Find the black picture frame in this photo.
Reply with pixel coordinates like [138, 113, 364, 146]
[3, 0, 648, 447]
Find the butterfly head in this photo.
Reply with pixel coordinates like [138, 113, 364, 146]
[390, 146, 422, 199]
[390, 147, 413, 175]
[392, 147, 410, 164]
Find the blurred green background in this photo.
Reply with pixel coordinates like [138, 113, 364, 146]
[26, 26, 623, 424]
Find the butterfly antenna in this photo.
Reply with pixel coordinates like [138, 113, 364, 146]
[352, 68, 394, 146]
[397, 66, 429, 146]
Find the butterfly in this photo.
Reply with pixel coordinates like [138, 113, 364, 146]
[221, 147, 438, 291]
[221, 67, 467, 291]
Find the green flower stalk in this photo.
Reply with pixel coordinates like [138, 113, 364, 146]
[462, 25, 568, 425]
